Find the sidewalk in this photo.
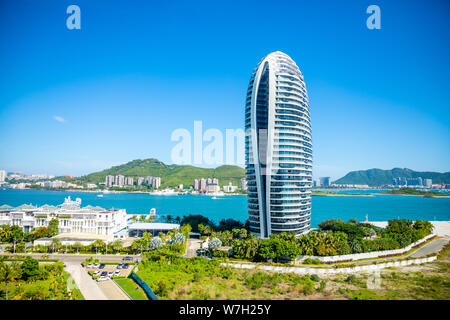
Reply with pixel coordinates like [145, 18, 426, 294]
[65, 262, 108, 300]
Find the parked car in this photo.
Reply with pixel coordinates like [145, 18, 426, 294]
[86, 263, 93, 268]
[93, 271, 101, 276]
[123, 256, 133, 261]
[117, 263, 123, 269]
[96, 276, 109, 282]
[99, 263, 105, 269]
[114, 270, 121, 277]
[107, 271, 114, 277]
[123, 263, 129, 269]
[101, 271, 107, 277]
[94, 263, 100, 268]
[197, 249, 207, 256]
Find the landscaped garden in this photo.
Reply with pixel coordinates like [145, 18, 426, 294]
[133, 240, 450, 300]
[114, 278, 148, 300]
[0, 256, 83, 300]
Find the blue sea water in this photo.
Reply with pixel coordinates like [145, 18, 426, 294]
[0, 189, 449, 227]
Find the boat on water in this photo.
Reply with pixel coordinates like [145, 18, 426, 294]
[152, 188, 179, 196]
[212, 196, 217, 199]
[97, 194, 104, 198]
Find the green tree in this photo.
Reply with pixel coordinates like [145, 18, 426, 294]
[208, 237, 222, 252]
[91, 239, 105, 254]
[181, 215, 213, 233]
[72, 241, 82, 254]
[48, 219, 59, 236]
[20, 256, 40, 281]
[0, 261, 21, 300]
[111, 240, 123, 253]
[149, 236, 163, 250]
[51, 238, 62, 253]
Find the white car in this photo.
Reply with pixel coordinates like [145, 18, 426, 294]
[114, 270, 121, 277]
[107, 271, 114, 277]
[86, 263, 93, 268]
[93, 271, 101, 277]
[94, 263, 100, 268]
[96, 276, 109, 282]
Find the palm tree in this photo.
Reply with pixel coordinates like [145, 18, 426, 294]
[51, 238, 62, 253]
[142, 232, 152, 251]
[0, 227, 12, 242]
[92, 239, 105, 254]
[73, 241, 82, 254]
[131, 215, 138, 223]
[111, 240, 123, 254]
[0, 262, 21, 300]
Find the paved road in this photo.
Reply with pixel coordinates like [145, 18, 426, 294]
[97, 279, 131, 300]
[0, 253, 140, 264]
[1, 252, 140, 300]
[409, 236, 449, 258]
[65, 262, 108, 300]
[184, 239, 202, 258]
[333, 236, 449, 267]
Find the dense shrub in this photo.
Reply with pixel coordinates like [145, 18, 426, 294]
[208, 237, 222, 251]
[172, 233, 186, 245]
[149, 237, 163, 250]
[212, 250, 229, 258]
[310, 274, 320, 282]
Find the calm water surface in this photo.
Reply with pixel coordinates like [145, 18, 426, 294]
[0, 189, 449, 227]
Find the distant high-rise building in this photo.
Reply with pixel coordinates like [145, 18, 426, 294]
[313, 179, 321, 187]
[223, 182, 238, 192]
[245, 51, 312, 238]
[320, 177, 331, 187]
[115, 175, 125, 186]
[206, 183, 220, 193]
[241, 178, 248, 191]
[194, 179, 200, 190]
[0, 170, 6, 182]
[136, 177, 145, 186]
[200, 178, 207, 192]
[406, 177, 422, 186]
[424, 179, 432, 188]
[153, 177, 161, 189]
[125, 177, 134, 185]
[105, 175, 115, 187]
[142, 176, 161, 189]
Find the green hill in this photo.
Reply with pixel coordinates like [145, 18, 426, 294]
[334, 168, 450, 186]
[63, 158, 245, 188]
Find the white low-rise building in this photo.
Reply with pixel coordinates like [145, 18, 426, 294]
[0, 196, 127, 236]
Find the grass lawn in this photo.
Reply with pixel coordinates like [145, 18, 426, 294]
[114, 278, 148, 300]
[135, 243, 450, 300]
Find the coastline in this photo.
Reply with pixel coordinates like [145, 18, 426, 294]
[379, 193, 450, 198]
[3, 187, 246, 197]
[312, 193, 373, 197]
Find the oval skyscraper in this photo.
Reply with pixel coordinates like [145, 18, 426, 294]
[245, 51, 312, 238]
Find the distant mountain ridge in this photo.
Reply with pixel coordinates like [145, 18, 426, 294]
[334, 168, 450, 186]
[65, 158, 245, 188]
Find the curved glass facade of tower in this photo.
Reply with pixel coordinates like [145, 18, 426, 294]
[245, 51, 312, 238]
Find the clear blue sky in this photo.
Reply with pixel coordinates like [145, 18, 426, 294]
[0, 0, 449, 180]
